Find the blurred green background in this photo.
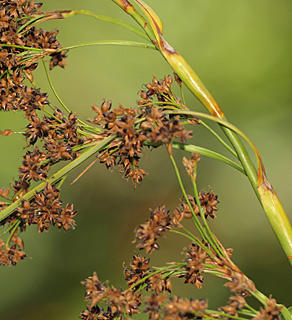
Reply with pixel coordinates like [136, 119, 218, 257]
[0, 0, 291, 319]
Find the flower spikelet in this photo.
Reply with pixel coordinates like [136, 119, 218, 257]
[184, 243, 206, 288]
[135, 205, 172, 253]
[164, 296, 208, 320]
[144, 294, 166, 320]
[81, 272, 107, 308]
[124, 254, 150, 288]
[252, 297, 283, 320]
[224, 272, 256, 297]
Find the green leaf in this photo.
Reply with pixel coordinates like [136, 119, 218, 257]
[172, 141, 245, 174]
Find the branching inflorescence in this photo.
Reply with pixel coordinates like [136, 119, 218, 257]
[0, 1, 291, 320]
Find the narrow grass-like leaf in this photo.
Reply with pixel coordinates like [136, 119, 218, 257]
[17, 14, 49, 33]
[172, 141, 245, 174]
[61, 10, 149, 41]
[60, 40, 156, 52]
[1, 44, 45, 52]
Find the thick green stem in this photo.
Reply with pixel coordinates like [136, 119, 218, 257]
[220, 124, 259, 199]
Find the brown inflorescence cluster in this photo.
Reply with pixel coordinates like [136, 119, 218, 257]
[0, 0, 67, 113]
[0, 69, 195, 266]
[80, 259, 209, 320]
[0, 3, 286, 320]
[1, 3, 195, 268]
[80, 271, 142, 320]
[92, 76, 193, 187]
[80, 268, 283, 320]
[0, 0, 77, 266]
[252, 297, 283, 320]
[134, 188, 220, 255]
[80, 244, 284, 320]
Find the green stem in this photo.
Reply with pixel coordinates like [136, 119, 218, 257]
[170, 229, 214, 258]
[5, 220, 21, 246]
[221, 124, 258, 197]
[191, 165, 225, 257]
[169, 153, 224, 258]
[199, 120, 237, 157]
[169, 154, 207, 241]
[42, 60, 72, 115]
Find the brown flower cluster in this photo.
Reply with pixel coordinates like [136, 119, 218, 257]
[252, 297, 283, 320]
[164, 296, 208, 320]
[81, 265, 209, 320]
[124, 254, 171, 294]
[144, 294, 208, 320]
[80, 272, 142, 320]
[221, 295, 247, 318]
[144, 294, 166, 320]
[141, 294, 209, 320]
[179, 192, 219, 220]
[0, 73, 194, 266]
[0, 183, 76, 265]
[182, 153, 201, 178]
[135, 206, 172, 253]
[0, 0, 67, 113]
[0, 235, 26, 266]
[0, 2, 79, 266]
[0, 109, 85, 264]
[134, 189, 219, 254]
[124, 254, 150, 289]
[183, 243, 206, 289]
[91, 77, 193, 187]
[138, 75, 181, 106]
[224, 271, 256, 297]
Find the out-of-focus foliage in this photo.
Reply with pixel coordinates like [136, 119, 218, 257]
[0, 0, 291, 319]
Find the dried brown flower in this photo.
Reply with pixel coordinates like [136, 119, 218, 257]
[164, 296, 208, 320]
[49, 50, 68, 69]
[224, 272, 256, 297]
[135, 205, 172, 253]
[184, 243, 206, 288]
[57, 203, 77, 231]
[199, 191, 219, 219]
[221, 295, 247, 317]
[144, 294, 166, 320]
[124, 254, 150, 288]
[182, 153, 200, 177]
[79, 305, 109, 320]
[146, 272, 172, 294]
[179, 191, 219, 220]
[252, 297, 283, 320]
[81, 272, 107, 308]
[0, 129, 14, 136]
[0, 237, 26, 267]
